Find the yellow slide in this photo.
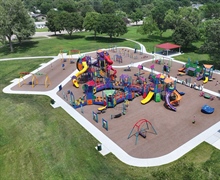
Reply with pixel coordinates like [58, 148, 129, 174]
[72, 61, 88, 88]
[141, 91, 154, 104]
[203, 77, 208, 84]
[98, 106, 107, 112]
[170, 90, 182, 105]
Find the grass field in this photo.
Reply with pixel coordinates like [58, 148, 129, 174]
[0, 27, 220, 179]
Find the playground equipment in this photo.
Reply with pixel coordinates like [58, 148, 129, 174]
[72, 50, 117, 88]
[114, 54, 123, 63]
[35, 72, 51, 88]
[19, 72, 41, 88]
[164, 78, 182, 111]
[141, 73, 165, 104]
[19, 72, 30, 87]
[181, 58, 202, 77]
[110, 100, 128, 119]
[127, 119, 157, 145]
[59, 49, 69, 62]
[202, 64, 214, 84]
[109, 44, 117, 52]
[92, 111, 99, 123]
[201, 104, 214, 114]
[102, 118, 108, 131]
[72, 56, 89, 88]
[69, 49, 80, 63]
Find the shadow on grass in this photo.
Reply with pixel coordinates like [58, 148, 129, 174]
[56, 34, 86, 40]
[0, 41, 39, 56]
[85, 36, 126, 43]
[181, 45, 200, 54]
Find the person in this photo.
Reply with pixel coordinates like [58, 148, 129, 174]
[215, 80, 219, 86]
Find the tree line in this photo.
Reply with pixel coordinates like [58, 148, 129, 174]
[1, 0, 220, 63]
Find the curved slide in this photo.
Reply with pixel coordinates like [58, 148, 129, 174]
[203, 77, 208, 84]
[170, 90, 182, 105]
[104, 55, 113, 65]
[141, 91, 154, 104]
[165, 92, 176, 111]
[72, 61, 88, 88]
[105, 55, 117, 77]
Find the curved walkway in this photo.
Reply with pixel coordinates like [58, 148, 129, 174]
[1, 41, 220, 167]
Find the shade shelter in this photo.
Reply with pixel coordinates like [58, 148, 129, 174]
[154, 43, 181, 56]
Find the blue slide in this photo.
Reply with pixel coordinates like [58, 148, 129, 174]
[165, 92, 176, 111]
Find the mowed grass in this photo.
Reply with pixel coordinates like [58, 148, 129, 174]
[0, 32, 136, 59]
[1, 28, 220, 179]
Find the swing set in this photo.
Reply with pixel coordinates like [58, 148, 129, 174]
[19, 72, 51, 88]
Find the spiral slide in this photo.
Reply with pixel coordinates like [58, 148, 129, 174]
[203, 77, 208, 84]
[72, 61, 88, 88]
[165, 92, 176, 111]
[141, 91, 154, 104]
[170, 90, 182, 105]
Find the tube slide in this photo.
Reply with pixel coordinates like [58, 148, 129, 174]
[141, 91, 154, 104]
[104, 55, 113, 65]
[107, 65, 117, 76]
[72, 61, 88, 88]
[203, 77, 208, 84]
[165, 92, 176, 111]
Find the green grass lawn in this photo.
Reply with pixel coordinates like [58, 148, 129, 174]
[0, 28, 220, 179]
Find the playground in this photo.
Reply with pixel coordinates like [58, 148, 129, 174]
[8, 47, 220, 159]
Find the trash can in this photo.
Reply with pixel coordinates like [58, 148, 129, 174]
[97, 144, 102, 151]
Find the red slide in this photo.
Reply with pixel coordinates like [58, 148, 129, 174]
[104, 55, 113, 65]
[109, 65, 117, 76]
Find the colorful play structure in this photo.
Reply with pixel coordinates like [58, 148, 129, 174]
[72, 50, 117, 88]
[64, 50, 183, 113]
[164, 78, 182, 111]
[178, 58, 214, 84]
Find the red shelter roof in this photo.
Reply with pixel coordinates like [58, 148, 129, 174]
[156, 43, 181, 50]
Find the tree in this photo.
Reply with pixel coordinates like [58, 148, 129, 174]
[164, 7, 202, 31]
[97, 14, 127, 40]
[60, 11, 83, 36]
[46, 10, 65, 35]
[57, 0, 77, 12]
[0, 0, 36, 52]
[137, 16, 159, 37]
[101, 0, 116, 14]
[151, 0, 178, 36]
[200, 19, 220, 62]
[203, 3, 220, 19]
[129, 8, 144, 25]
[172, 20, 199, 48]
[118, 0, 142, 14]
[14, 14, 35, 44]
[83, 12, 100, 39]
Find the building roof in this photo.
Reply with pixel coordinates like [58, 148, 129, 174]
[156, 43, 181, 50]
[203, 64, 214, 69]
